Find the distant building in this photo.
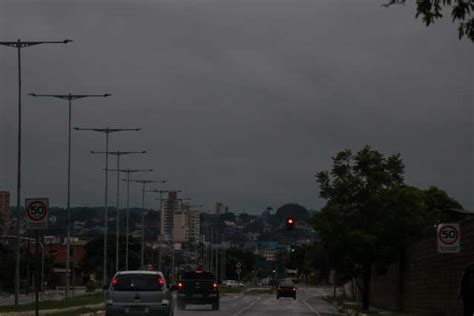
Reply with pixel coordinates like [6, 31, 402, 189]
[263, 249, 278, 261]
[186, 208, 200, 242]
[173, 210, 186, 243]
[215, 202, 224, 215]
[173, 203, 201, 243]
[0, 191, 10, 235]
[160, 191, 178, 241]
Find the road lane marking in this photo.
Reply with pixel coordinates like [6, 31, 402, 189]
[230, 295, 262, 315]
[302, 299, 322, 316]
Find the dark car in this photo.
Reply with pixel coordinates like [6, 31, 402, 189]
[104, 271, 175, 316]
[276, 282, 297, 300]
[176, 270, 220, 311]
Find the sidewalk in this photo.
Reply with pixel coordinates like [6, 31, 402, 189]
[325, 297, 414, 316]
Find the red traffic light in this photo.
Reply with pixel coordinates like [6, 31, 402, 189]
[286, 217, 295, 230]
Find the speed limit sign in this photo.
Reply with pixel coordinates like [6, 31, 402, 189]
[437, 223, 460, 253]
[25, 198, 49, 230]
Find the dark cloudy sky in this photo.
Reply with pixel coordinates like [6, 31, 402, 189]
[0, 0, 472, 213]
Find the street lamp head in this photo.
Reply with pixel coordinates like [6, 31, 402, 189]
[104, 94, 111, 97]
[28, 93, 37, 97]
[63, 39, 73, 43]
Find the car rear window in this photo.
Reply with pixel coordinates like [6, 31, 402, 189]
[279, 283, 295, 288]
[181, 271, 215, 280]
[112, 273, 164, 291]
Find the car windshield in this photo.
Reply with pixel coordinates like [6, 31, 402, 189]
[182, 271, 215, 280]
[111, 274, 163, 292]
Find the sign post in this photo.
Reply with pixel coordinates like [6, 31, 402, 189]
[236, 262, 242, 281]
[25, 198, 48, 316]
[437, 223, 460, 253]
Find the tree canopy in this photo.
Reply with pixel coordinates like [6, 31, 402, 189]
[383, 0, 474, 41]
[275, 203, 311, 223]
[313, 146, 463, 310]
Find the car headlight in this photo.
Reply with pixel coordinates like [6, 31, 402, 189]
[106, 299, 114, 305]
[161, 299, 170, 306]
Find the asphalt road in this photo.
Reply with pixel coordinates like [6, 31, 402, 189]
[175, 287, 342, 316]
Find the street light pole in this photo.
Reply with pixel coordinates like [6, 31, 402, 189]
[75, 127, 140, 285]
[94, 151, 146, 274]
[132, 180, 162, 268]
[28, 93, 110, 299]
[0, 38, 72, 306]
[118, 169, 154, 270]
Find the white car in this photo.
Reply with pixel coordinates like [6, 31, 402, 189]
[222, 280, 245, 288]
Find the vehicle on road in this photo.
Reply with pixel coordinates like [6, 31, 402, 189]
[176, 270, 220, 311]
[222, 280, 245, 288]
[276, 281, 297, 300]
[104, 270, 175, 316]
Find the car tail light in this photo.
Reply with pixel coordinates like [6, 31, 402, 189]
[178, 282, 184, 289]
[293, 287, 297, 291]
[213, 282, 219, 289]
[277, 287, 281, 290]
[111, 277, 118, 286]
[157, 276, 164, 286]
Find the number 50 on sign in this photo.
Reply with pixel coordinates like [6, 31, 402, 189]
[26, 198, 49, 230]
[437, 223, 460, 253]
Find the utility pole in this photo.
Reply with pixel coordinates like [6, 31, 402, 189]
[75, 127, 140, 285]
[96, 151, 146, 273]
[29, 92, 110, 299]
[120, 169, 153, 270]
[132, 179, 163, 268]
[0, 38, 72, 306]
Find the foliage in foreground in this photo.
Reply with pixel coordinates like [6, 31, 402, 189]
[313, 146, 463, 310]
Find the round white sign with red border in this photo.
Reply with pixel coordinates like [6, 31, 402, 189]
[25, 198, 49, 230]
[437, 223, 460, 253]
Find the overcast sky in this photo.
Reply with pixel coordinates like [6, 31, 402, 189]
[0, 0, 472, 213]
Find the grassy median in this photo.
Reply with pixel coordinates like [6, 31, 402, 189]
[0, 292, 104, 313]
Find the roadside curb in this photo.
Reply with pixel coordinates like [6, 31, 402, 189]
[0, 303, 104, 316]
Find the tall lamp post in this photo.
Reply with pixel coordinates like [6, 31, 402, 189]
[119, 169, 153, 270]
[28, 92, 110, 299]
[99, 153, 147, 274]
[131, 179, 166, 268]
[0, 38, 72, 306]
[75, 127, 141, 285]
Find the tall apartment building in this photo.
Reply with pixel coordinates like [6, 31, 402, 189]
[186, 209, 200, 242]
[170, 202, 201, 244]
[172, 210, 186, 243]
[160, 191, 178, 241]
[0, 191, 10, 235]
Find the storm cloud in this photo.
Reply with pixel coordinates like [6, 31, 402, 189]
[1, 0, 472, 212]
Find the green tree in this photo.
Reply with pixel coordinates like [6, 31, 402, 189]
[275, 203, 311, 223]
[314, 146, 464, 310]
[383, 0, 474, 41]
[314, 146, 405, 310]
